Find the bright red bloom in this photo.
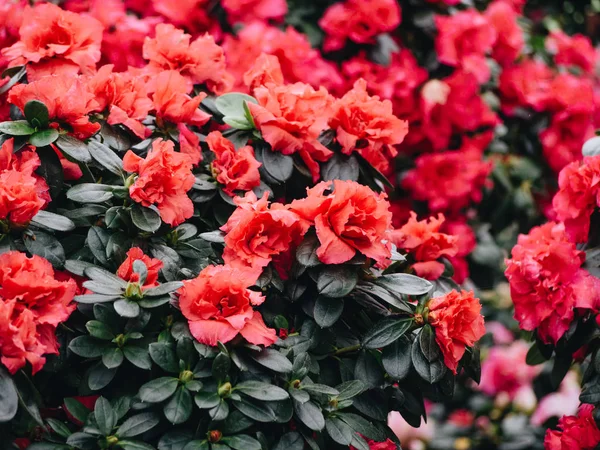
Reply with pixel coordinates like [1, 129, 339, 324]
[143, 24, 232, 95]
[480, 341, 541, 399]
[485, 1, 524, 67]
[390, 212, 458, 280]
[505, 222, 600, 344]
[206, 131, 261, 197]
[290, 180, 392, 266]
[428, 290, 486, 374]
[2, 2, 102, 76]
[221, 192, 309, 276]
[546, 30, 597, 74]
[499, 59, 553, 115]
[319, 0, 401, 52]
[545, 404, 600, 450]
[552, 156, 600, 243]
[8, 73, 100, 139]
[88, 65, 152, 138]
[243, 53, 284, 92]
[448, 410, 475, 427]
[248, 82, 333, 182]
[178, 123, 202, 166]
[151, 70, 210, 127]
[0, 251, 76, 374]
[402, 145, 493, 213]
[123, 139, 195, 226]
[329, 79, 408, 175]
[434, 9, 497, 83]
[0, 139, 50, 226]
[222, 0, 287, 25]
[117, 247, 163, 288]
[178, 264, 277, 347]
[152, 0, 216, 36]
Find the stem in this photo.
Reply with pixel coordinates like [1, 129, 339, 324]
[333, 344, 361, 356]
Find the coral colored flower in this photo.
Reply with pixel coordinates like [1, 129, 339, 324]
[152, 0, 215, 36]
[248, 82, 333, 182]
[8, 74, 100, 139]
[1, 2, 103, 76]
[290, 180, 392, 266]
[434, 9, 497, 83]
[206, 131, 261, 196]
[552, 156, 600, 243]
[143, 24, 232, 95]
[319, 0, 401, 52]
[480, 341, 541, 399]
[0, 139, 50, 226]
[151, 70, 210, 127]
[499, 59, 553, 115]
[117, 247, 163, 288]
[427, 290, 485, 374]
[329, 79, 408, 175]
[390, 212, 458, 280]
[178, 124, 202, 166]
[547, 30, 597, 74]
[402, 146, 493, 213]
[178, 264, 277, 346]
[0, 251, 76, 374]
[123, 139, 195, 226]
[243, 53, 284, 92]
[505, 222, 600, 344]
[485, 1, 524, 67]
[222, 0, 287, 25]
[442, 219, 477, 284]
[545, 405, 600, 450]
[88, 65, 152, 138]
[221, 192, 309, 276]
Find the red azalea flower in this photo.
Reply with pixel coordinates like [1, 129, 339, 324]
[222, 0, 287, 25]
[546, 30, 597, 74]
[499, 59, 553, 115]
[545, 405, 600, 450]
[117, 247, 163, 288]
[486, 1, 524, 67]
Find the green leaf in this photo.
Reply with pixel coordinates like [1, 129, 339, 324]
[375, 274, 433, 296]
[131, 205, 161, 233]
[411, 337, 446, 384]
[0, 65, 26, 95]
[235, 380, 290, 401]
[232, 398, 276, 422]
[139, 377, 179, 403]
[300, 383, 339, 396]
[143, 281, 184, 297]
[67, 183, 115, 203]
[114, 299, 140, 318]
[158, 431, 194, 450]
[0, 366, 18, 422]
[36, 145, 64, 199]
[94, 397, 117, 436]
[317, 266, 358, 298]
[220, 410, 253, 435]
[296, 234, 321, 267]
[76, 293, 121, 304]
[382, 337, 412, 380]
[88, 140, 124, 175]
[102, 347, 124, 369]
[149, 342, 179, 373]
[24, 230, 65, 267]
[335, 380, 365, 401]
[215, 93, 258, 130]
[363, 318, 412, 349]
[313, 296, 344, 328]
[526, 342, 549, 366]
[87, 226, 110, 265]
[294, 400, 324, 431]
[209, 399, 230, 421]
[69, 335, 107, 358]
[116, 412, 160, 438]
[580, 382, 600, 404]
[354, 351, 384, 389]
[46, 417, 72, 438]
[112, 396, 131, 420]
[194, 391, 221, 409]
[337, 412, 386, 441]
[321, 153, 359, 182]
[273, 432, 304, 450]
[63, 397, 92, 424]
[24, 100, 50, 128]
[85, 266, 128, 288]
[83, 280, 124, 295]
[123, 345, 152, 370]
[29, 128, 59, 147]
[419, 325, 441, 362]
[118, 441, 156, 450]
[251, 349, 293, 373]
[88, 362, 117, 390]
[30, 210, 75, 232]
[257, 143, 294, 182]
[55, 134, 92, 162]
[222, 435, 261, 450]
[138, 296, 171, 309]
[0, 120, 34, 135]
[15, 373, 43, 425]
[325, 417, 354, 445]
[66, 432, 97, 448]
[198, 230, 225, 243]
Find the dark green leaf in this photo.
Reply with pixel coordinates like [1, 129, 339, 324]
[209, 399, 230, 421]
[321, 153, 359, 182]
[235, 380, 289, 401]
[335, 380, 365, 401]
[273, 432, 304, 450]
[64, 397, 92, 424]
[212, 352, 231, 382]
[94, 397, 116, 436]
[139, 377, 179, 403]
[258, 144, 294, 182]
[301, 383, 339, 396]
[296, 234, 321, 267]
[375, 274, 433, 296]
[83, 280, 124, 295]
[215, 93, 257, 118]
[67, 184, 115, 203]
[29, 128, 59, 147]
[75, 293, 121, 304]
[0, 366, 18, 422]
[36, 145, 64, 200]
[143, 282, 184, 297]
[123, 346, 152, 370]
[220, 410, 254, 435]
[363, 318, 412, 349]
[325, 417, 354, 445]
[15, 373, 43, 425]
[313, 296, 344, 328]
[419, 325, 441, 362]
[46, 418, 72, 438]
[251, 349, 292, 373]
[117, 412, 160, 438]
[526, 342, 549, 366]
[88, 140, 123, 175]
[118, 441, 156, 450]
[292, 353, 311, 379]
[294, 400, 324, 431]
[24, 230, 65, 267]
[232, 398, 276, 422]
[88, 362, 117, 390]
[411, 337, 446, 384]
[198, 230, 225, 243]
[158, 431, 194, 450]
[0, 66, 25, 95]
[0, 120, 34, 135]
[317, 266, 358, 298]
[164, 387, 192, 424]
[69, 335, 107, 358]
[354, 351, 384, 389]
[149, 342, 179, 373]
[194, 391, 220, 409]
[114, 299, 140, 318]
[222, 435, 261, 450]
[337, 412, 386, 441]
[66, 432, 97, 449]
[87, 226, 110, 265]
[102, 347, 124, 369]
[55, 134, 92, 162]
[382, 337, 412, 380]
[24, 100, 49, 128]
[131, 205, 161, 233]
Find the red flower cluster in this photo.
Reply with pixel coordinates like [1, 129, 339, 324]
[427, 290, 486, 373]
[545, 404, 600, 450]
[178, 264, 277, 347]
[0, 251, 76, 374]
[505, 222, 600, 344]
[0, 138, 50, 227]
[117, 247, 163, 288]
